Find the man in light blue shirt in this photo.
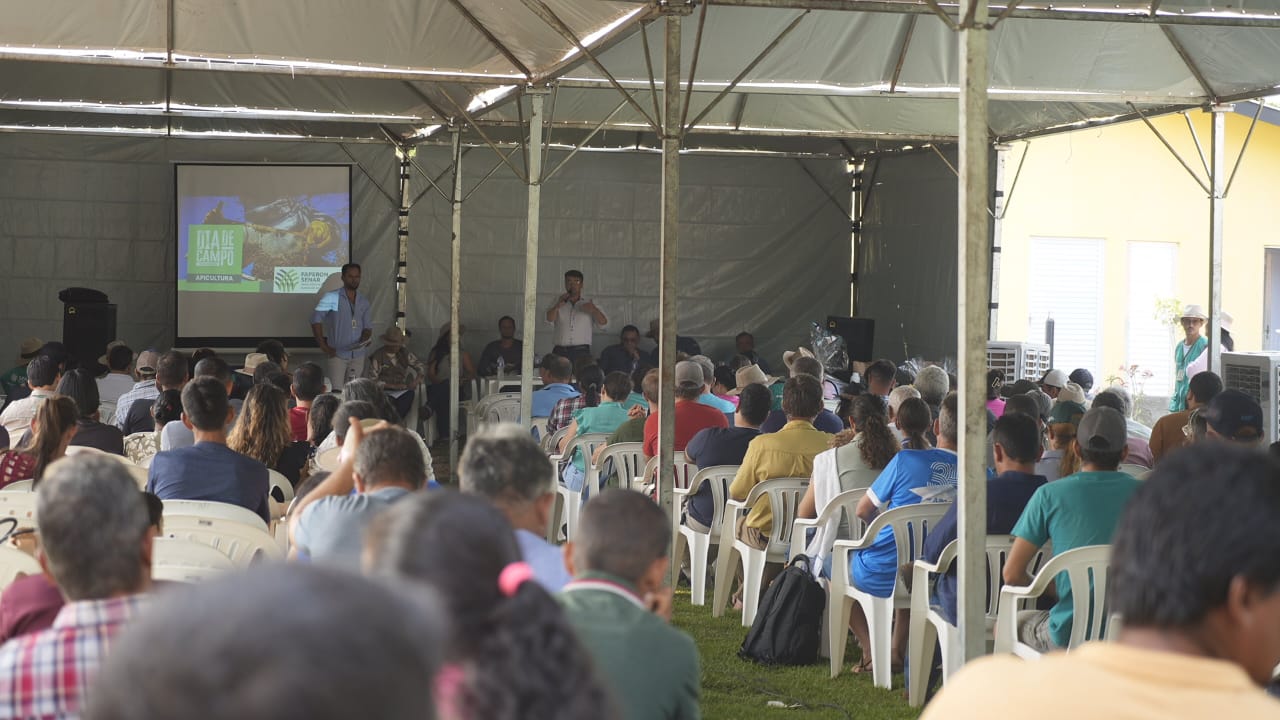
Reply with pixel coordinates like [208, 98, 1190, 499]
[459, 423, 572, 592]
[690, 355, 735, 418]
[532, 353, 580, 419]
[310, 263, 373, 390]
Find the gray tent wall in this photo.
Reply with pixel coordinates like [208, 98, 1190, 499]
[405, 146, 852, 367]
[0, 134, 850, 373]
[0, 134, 398, 358]
[856, 147, 996, 364]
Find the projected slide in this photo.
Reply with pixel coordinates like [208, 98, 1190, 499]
[176, 164, 352, 344]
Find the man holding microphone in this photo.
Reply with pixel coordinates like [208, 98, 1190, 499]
[546, 269, 608, 364]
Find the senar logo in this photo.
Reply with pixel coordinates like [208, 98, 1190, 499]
[274, 267, 300, 292]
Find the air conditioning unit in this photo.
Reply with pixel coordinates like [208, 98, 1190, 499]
[987, 342, 1052, 383]
[1220, 351, 1280, 446]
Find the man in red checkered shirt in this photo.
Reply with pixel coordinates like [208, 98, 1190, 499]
[0, 454, 153, 719]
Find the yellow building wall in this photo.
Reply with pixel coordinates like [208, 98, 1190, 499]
[998, 110, 1280, 382]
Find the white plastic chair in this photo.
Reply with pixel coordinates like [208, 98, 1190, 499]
[0, 545, 41, 591]
[1117, 463, 1150, 479]
[543, 425, 572, 456]
[789, 488, 869, 570]
[906, 535, 1053, 705]
[672, 465, 739, 606]
[994, 544, 1112, 659]
[828, 501, 951, 688]
[151, 537, 236, 583]
[162, 499, 270, 532]
[553, 432, 611, 541]
[482, 396, 522, 426]
[636, 452, 694, 493]
[587, 443, 645, 494]
[711, 477, 809, 626]
[268, 469, 295, 505]
[0, 480, 33, 493]
[0, 492, 38, 526]
[163, 515, 284, 565]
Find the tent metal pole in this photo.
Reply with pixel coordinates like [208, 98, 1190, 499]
[956, 0, 991, 667]
[396, 146, 411, 332]
[520, 89, 548, 429]
[1128, 102, 1211, 194]
[990, 144, 1005, 339]
[1208, 105, 1227, 373]
[449, 127, 464, 478]
[440, 91, 529, 184]
[1225, 100, 1262, 196]
[660, 8, 684, 585]
[1183, 112, 1212, 180]
[542, 98, 630, 183]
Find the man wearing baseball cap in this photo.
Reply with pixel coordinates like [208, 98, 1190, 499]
[1003, 406, 1141, 653]
[1200, 389, 1264, 447]
[641, 361, 728, 458]
[1039, 369, 1069, 400]
[1171, 304, 1211, 412]
[111, 350, 161, 429]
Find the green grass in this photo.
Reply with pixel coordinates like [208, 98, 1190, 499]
[672, 591, 922, 720]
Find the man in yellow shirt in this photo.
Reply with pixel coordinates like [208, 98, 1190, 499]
[728, 373, 831, 601]
[922, 443, 1280, 718]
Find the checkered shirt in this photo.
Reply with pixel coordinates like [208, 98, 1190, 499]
[0, 594, 146, 719]
[111, 380, 158, 429]
[546, 396, 587, 434]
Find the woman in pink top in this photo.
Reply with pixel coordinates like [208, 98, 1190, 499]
[986, 370, 1006, 418]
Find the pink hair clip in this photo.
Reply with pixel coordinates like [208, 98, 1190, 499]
[498, 561, 535, 597]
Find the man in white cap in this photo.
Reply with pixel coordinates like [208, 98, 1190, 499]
[1170, 304, 1210, 412]
[1039, 369, 1069, 400]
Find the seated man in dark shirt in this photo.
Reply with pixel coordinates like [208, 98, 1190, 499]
[682, 382, 772, 533]
[121, 351, 188, 436]
[920, 411, 1047, 624]
[146, 377, 271, 524]
[599, 325, 646, 377]
[759, 356, 844, 433]
[476, 315, 524, 377]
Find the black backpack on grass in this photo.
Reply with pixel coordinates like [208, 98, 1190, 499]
[739, 554, 825, 665]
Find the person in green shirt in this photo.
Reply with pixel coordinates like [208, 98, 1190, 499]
[562, 489, 702, 720]
[558, 372, 633, 493]
[0, 337, 42, 408]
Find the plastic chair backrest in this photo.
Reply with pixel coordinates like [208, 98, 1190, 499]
[562, 433, 610, 471]
[0, 480, 33, 493]
[684, 465, 739, 534]
[741, 477, 809, 551]
[792, 487, 868, 560]
[0, 546, 41, 590]
[163, 515, 284, 565]
[152, 537, 236, 571]
[639, 452, 696, 492]
[0, 492, 37, 526]
[268, 469, 294, 504]
[855, 501, 952, 588]
[163, 499, 269, 532]
[543, 425, 572, 454]
[590, 442, 645, 492]
[483, 396, 522, 425]
[1035, 544, 1112, 646]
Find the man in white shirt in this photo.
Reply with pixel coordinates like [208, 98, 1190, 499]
[0, 355, 60, 438]
[545, 269, 607, 363]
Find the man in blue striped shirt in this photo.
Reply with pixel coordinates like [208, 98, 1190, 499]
[311, 263, 372, 391]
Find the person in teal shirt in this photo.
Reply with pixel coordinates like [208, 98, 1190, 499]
[1170, 304, 1209, 412]
[558, 372, 633, 492]
[1003, 406, 1140, 652]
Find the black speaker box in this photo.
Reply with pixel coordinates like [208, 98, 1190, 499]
[63, 302, 117, 370]
[825, 316, 875, 363]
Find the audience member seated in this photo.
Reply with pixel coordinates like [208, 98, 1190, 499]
[460, 423, 571, 591]
[306, 394, 340, 450]
[689, 355, 735, 417]
[562, 489, 701, 720]
[1036, 397, 1086, 482]
[364, 326, 426, 420]
[0, 337, 42, 410]
[1150, 370, 1221, 464]
[1092, 390, 1153, 468]
[710, 366, 739, 409]
[864, 359, 897, 403]
[895, 396, 933, 450]
[1093, 383, 1150, 440]
[682, 383, 773, 533]
[1039, 368, 1068, 399]
[1003, 406, 1139, 654]
[425, 323, 475, 438]
[923, 443, 1280, 719]
[228, 384, 311, 490]
[0, 455, 153, 718]
[729, 374, 832, 600]
[0, 355, 60, 438]
[643, 362, 729, 458]
[0, 395, 77, 489]
[0, 492, 162, 645]
[599, 325, 645, 377]
[532, 354, 580, 419]
[595, 369, 657, 465]
[255, 338, 289, 371]
[160, 356, 236, 452]
[921, 412, 1046, 625]
[782, 348, 839, 403]
[731, 363, 782, 411]
[645, 319, 702, 363]
[289, 362, 325, 442]
[313, 385, 435, 483]
[626, 364, 652, 409]
[340, 377, 404, 427]
[913, 365, 949, 422]
[846, 392, 959, 672]
[730, 331, 771, 375]
[1068, 367, 1094, 397]
[123, 390, 181, 466]
[95, 342, 135, 410]
[799, 395, 899, 575]
[120, 351, 187, 436]
[86, 564, 444, 720]
[985, 369, 1005, 418]
[367, 491, 615, 720]
[887, 385, 921, 444]
[291, 419, 425, 568]
[147, 377, 270, 524]
[559, 372, 632, 493]
[51, 369, 123, 455]
[547, 364, 604, 435]
[1200, 389, 1264, 448]
[477, 315, 525, 377]
[760, 356, 844, 433]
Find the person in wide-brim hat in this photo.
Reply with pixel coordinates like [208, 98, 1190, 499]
[727, 364, 780, 396]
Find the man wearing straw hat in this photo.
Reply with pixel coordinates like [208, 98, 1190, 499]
[1170, 304, 1212, 412]
[365, 326, 426, 420]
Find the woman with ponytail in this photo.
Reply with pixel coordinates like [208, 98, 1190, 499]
[545, 363, 605, 434]
[0, 395, 77, 488]
[1037, 401, 1085, 482]
[895, 396, 934, 450]
[367, 491, 615, 720]
[799, 394, 900, 575]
